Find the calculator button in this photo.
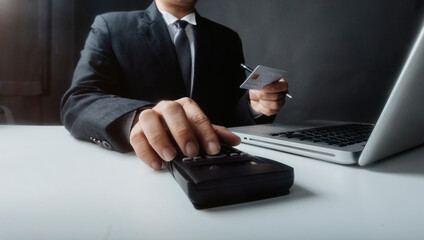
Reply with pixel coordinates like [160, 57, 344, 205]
[182, 157, 193, 163]
[208, 165, 220, 170]
[193, 156, 203, 161]
[205, 153, 226, 160]
[230, 153, 239, 157]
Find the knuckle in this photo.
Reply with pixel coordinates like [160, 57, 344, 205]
[272, 93, 281, 100]
[250, 101, 260, 112]
[154, 101, 166, 109]
[261, 99, 280, 110]
[172, 126, 192, 139]
[256, 91, 264, 99]
[139, 109, 156, 121]
[262, 93, 271, 100]
[147, 129, 165, 146]
[181, 97, 197, 107]
[262, 85, 272, 91]
[180, 97, 192, 103]
[162, 101, 182, 113]
[191, 113, 210, 126]
[249, 91, 260, 101]
[156, 100, 171, 109]
[269, 101, 280, 109]
[258, 105, 273, 116]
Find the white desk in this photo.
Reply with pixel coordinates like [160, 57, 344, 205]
[1, 125, 423, 240]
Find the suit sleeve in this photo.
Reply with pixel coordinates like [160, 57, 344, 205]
[60, 15, 153, 152]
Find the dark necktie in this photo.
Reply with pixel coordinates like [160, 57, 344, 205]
[174, 20, 192, 96]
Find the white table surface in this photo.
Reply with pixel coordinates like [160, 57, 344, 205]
[1, 125, 423, 240]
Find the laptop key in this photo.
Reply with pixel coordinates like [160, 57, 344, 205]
[273, 124, 373, 147]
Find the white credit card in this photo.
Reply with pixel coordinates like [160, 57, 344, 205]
[240, 65, 287, 90]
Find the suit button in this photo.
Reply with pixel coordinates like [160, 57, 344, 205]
[102, 141, 112, 150]
[90, 137, 101, 145]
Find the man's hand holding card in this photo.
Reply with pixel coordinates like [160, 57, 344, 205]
[240, 65, 290, 116]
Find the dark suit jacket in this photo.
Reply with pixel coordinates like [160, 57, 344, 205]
[61, 2, 270, 152]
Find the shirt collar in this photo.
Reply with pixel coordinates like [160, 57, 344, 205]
[157, 8, 197, 26]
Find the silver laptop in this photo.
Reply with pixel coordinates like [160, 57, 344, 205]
[230, 23, 424, 166]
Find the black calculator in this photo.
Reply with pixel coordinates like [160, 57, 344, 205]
[164, 144, 294, 209]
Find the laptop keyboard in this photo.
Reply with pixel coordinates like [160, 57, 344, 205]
[270, 124, 374, 147]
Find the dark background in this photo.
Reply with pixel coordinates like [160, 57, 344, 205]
[197, 0, 424, 124]
[1, 0, 423, 125]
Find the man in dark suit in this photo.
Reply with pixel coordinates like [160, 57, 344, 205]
[61, 0, 288, 170]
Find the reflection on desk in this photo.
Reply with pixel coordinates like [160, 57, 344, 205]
[1, 125, 423, 240]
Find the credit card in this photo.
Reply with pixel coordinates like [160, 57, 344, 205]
[240, 65, 287, 90]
